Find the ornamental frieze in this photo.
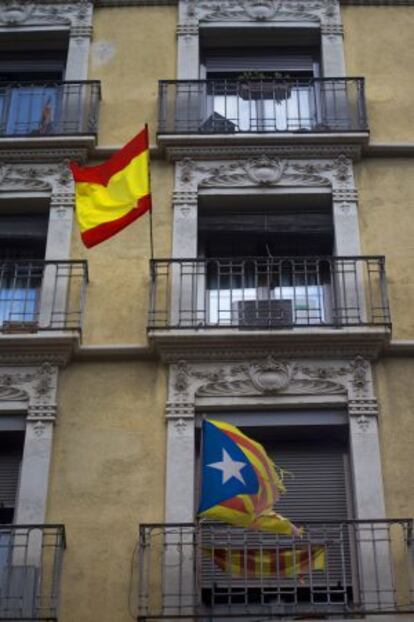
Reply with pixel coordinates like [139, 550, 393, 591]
[184, 0, 340, 24]
[179, 155, 352, 189]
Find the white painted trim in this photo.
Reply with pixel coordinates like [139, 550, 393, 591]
[0, 363, 58, 524]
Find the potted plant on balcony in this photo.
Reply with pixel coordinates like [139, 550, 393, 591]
[238, 71, 292, 103]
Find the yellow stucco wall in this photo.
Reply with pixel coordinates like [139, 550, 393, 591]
[70, 5, 176, 345]
[375, 359, 414, 518]
[356, 159, 414, 339]
[89, 6, 177, 145]
[46, 360, 166, 622]
[342, 6, 414, 143]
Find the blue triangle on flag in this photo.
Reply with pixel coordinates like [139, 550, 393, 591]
[198, 420, 259, 513]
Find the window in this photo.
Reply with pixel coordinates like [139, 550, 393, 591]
[0, 34, 68, 136]
[0, 213, 48, 328]
[0, 432, 23, 525]
[198, 194, 334, 327]
[198, 418, 354, 612]
[202, 47, 320, 132]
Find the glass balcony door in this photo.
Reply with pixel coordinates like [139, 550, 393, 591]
[0, 216, 48, 328]
[206, 260, 330, 327]
[1, 85, 59, 136]
[211, 79, 315, 132]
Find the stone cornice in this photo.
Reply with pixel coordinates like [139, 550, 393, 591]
[94, 0, 175, 4]
[149, 327, 391, 362]
[0, 334, 81, 366]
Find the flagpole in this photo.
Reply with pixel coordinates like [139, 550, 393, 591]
[146, 123, 154, 260]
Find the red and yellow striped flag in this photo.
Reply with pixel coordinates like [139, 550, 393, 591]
[199, 419, 301, 536]
[204, 546, 325, 579]
[70, 127, 151, 248]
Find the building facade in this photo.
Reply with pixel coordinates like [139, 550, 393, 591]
[0, 1, 413, 621]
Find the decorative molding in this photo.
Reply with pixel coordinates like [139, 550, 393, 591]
[0, 362, 58, 421]
[0, 385, 29, 401]
[349, 355, 369, 392]
[27, 403, 57, 421]
[332, 188, 359, 202]
[95, 0, 177, 5]
[167, 357, 378, 421]
[183, 0, 340, 24]
[172, 190, 198, 205]
[356, 414, 370, 431]
[165, 401, 195, 420]
[320, 23, 344, 35]
[0, 1, 93, 36]
[348, 398, 379, 418]
[165, 143, 363, 162]
[176, 23, 198, 35]
[172, 356, 357, 398]
[153, 334, 390, 363]
[178, 154, 352, 189]
[0, 162, 75, 197]
[0, 147, 88, 164]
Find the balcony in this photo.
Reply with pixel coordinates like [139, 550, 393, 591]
[148, 256, 391, 357]
[138, 520, 414, 620]
[0, 80, 100, 152]
[149, 256, 390, 328]
[157, 78, 368, 155]
[0, 260, 88, 334]
[0, 524, 65, 620]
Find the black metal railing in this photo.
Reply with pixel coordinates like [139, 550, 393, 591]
[0, 524, 65, 620]
[148, 256, 390, 330]
[137, 520, 414, 620]
[0, 81, 100, 137]
[158, 78, 368, 134]
[0, 260, 88, 333]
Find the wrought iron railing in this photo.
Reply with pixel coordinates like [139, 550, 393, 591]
[0, 81, 101, 137]
[0, 524, 65, 620]
[137, 520, 414, 620]
[0, 260, 88, 333]
[158, 78, 368, 134]
[148, 256, 390, 329]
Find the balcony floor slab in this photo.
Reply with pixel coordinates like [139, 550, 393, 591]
[148, 326, 391, 362]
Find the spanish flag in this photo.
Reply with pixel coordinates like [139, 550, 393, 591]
[70, 126, 151, 248]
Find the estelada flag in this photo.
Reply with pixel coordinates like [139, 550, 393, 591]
[198, 419, 301, 536]
[203, 546, 325, 578]
[70, 126, 151, 248]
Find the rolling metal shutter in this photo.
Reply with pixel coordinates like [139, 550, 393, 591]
[0, 447, 22, 510]
[204, 48, 317, 73]
[267, 441, 350, 523]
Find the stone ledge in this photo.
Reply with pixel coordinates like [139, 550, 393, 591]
[0, 333, 81, 366]
[148, 326, 392, 362]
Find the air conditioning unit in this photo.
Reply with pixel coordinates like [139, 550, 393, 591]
[235, 299, 293, 328]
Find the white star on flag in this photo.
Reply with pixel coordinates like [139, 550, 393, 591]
[207, 449, 247, 485]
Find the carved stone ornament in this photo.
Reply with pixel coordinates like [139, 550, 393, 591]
[0, 385, 29, 401]
[185, 0, 339, 24]
[0, 371, 32, 401]
[0, 0, 92, 30]
[180, 155, 351, 189]
[0, 362, 56, 406]
[356, 415, 370, 431]
[0, 162, 74, 196]
[349, 355, 369, 391]
[192, 356, 347, 397]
